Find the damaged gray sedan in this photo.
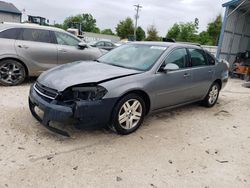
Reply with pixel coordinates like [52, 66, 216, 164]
[29, 42, 229, 136]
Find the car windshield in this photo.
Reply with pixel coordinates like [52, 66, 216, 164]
[98, 44, 167, 71]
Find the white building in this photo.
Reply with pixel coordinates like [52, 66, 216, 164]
[0, 1, 21, 23]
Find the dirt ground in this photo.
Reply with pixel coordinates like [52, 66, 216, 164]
[0, 78, 250, 188]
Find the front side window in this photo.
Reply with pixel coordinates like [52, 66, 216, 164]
[96, 42, 105, 47]
[0, 28, 21, 39]
[22, 28, 51, 43]
[189, 49, 207, 67]
[55, 32, 80, 46]
[98, 44, 167, 71]
[163, 48, 188, 69]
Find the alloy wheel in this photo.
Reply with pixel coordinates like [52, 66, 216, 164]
[0, 62, 24, 85]
[208, 85, 219, 105]
[118, 99, 143, 130]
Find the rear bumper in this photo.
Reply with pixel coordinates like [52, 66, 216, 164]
[29, 85, 117, 136]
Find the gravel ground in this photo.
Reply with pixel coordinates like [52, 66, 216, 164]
[0, 78, 250, 188]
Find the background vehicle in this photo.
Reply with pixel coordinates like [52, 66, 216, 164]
[0, 23, 106, 86]
[88, 40, 117, 51]
[29, 42, 229, 137]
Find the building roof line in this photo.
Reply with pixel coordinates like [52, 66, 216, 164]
[222, 0, 242, 7]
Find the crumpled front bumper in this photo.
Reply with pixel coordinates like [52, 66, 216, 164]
[29, 85, 117, 137]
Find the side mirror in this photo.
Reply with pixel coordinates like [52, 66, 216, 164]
[78, 42, 87, 49]
[163, 63, 179, 72]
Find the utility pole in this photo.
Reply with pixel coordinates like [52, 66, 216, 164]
[134, 4, 142, 41]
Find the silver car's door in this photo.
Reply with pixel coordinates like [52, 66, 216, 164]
[53, 31, 91, 64]
[153, 48, 194, 109]
[15, 28, 58, 74]
[187, 48, 214, 99]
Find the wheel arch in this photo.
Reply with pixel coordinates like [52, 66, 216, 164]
[213, 79, 222, 90]
[118, 89, 151, 115]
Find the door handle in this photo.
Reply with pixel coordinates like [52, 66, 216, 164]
[18, 45, 29, 49]
[58, 49, 67, 53]
[183, 73, 191, 78]
[208, 70, 212, 73]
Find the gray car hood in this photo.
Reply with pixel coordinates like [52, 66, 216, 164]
[38, 61, 142, 91]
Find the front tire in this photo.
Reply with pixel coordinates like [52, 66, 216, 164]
[0, 59, 26, 86]
[202, 82, 220, 108]
[110, 94, 146, 135]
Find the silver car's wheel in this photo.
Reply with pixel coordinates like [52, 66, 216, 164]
[0, 60, 26, 86]
[208, 85, 219, 105]
[111, 94, 146, 135]
[202, 82, 220, 107]
[118, 99, 143, 130]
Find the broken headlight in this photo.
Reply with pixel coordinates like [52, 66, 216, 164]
[71, 85, 108, 101]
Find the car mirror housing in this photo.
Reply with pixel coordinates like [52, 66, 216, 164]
[78, 42, 87, 49]
[163, 63, 179, 72]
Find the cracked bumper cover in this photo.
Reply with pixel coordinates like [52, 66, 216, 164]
[29, 86, 117, 136]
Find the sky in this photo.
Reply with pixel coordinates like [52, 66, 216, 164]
[7, 0, 229, 36]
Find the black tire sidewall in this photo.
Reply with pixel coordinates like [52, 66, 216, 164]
[111, 93, 146, 135]
[203, 83, 220, 108]
[0, 60, 26, 86]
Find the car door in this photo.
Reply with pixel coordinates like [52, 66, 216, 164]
[15, 28, 58, 73]
[53, 31, 91, 64]
[187, 48, 215, 99]
[153, 48, 194, 109]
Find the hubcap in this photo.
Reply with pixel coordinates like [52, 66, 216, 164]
[118, 99, 142, 130]
[208, 85, 218, 104]
[0, 63, 23, 84]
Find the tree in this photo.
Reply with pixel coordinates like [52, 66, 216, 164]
[198, 31, 213, 45]
[166, 19, 199, 42]
[136, 26, 146, 41]
[166, 23, 180, 40]
[206, 15, 222, 45]
[101, 29, 115, 35]
[116, 17, 134, 39]
[53, 23, 65, 30]
[146, 25, 160, 41]
[63, 13, 100, 33]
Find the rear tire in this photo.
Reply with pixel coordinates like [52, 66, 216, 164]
[110, 94, 146, 135]
[0, 59, 26, 86]
[202, 82, 220, 108]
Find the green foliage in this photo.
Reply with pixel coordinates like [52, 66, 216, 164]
[166, 23, 180, 40]
[166, 19, 199, 42]
[53, 23, 65, 30]
[198, 31, 213, 45]
[166, 16, 222, 46]
[206, 15, 222, 45]
[101, 29, 115, 35]
[136, 26, 146, 41]
[146, 25, 160, 41]
[116, 17, 134, 39]
[63, 13, 100, 33]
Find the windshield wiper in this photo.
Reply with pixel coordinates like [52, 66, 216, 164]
[94, 59, 100, 63]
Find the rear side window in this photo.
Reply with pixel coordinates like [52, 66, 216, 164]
[0, 28, 21, 39]
[54, 32, 80, 46]
[105, 42, 113, 47]
[189, 49, 207, 67]
[22, 28, 51, 43]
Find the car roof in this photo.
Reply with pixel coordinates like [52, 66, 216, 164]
[131, 41, 202, 49]
[0, 22, 65, 33]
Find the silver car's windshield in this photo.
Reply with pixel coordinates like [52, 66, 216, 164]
[98, 44, 167, 71]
